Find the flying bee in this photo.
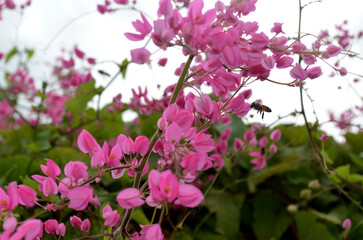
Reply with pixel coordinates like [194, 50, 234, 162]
[250, 102, 272, 120]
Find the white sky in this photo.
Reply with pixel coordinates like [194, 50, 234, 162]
[0, 0, 362, 139]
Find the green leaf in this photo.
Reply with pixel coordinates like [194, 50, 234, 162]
[66, 79, 97, 118]
[25, 48, 35, 59]
[348, 220, 363, 240]
[0, 155, 37, 184]
[205, 190, 245, 239]
[131, 207, 150, 225]
[330, 164, 350, 183]
[171, 231, 194, 240]
[253, 193, 291, 240]
[120, 58, 130, 78]
[322, 150, 334, 164]
[310, 209, 341, 225]
[27, 139, 51, 153]
[140, 113, 161, 138]
[295, 211, 336, 240]
[5, 47, 18, 63]
[345, 132, 363, 155]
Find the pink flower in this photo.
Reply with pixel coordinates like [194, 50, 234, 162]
[0, 182, 18, 212]
[124, 13, 152, 41]
[77, 129, 101, 157]
[131, 48, 151, 64]
[67, 186, 93, 210]
[271, 22, 284, 34]
[116, 134, 134, 155]
[259, 136, 268, 149]
[190, 132, 215, 153]
[45, 219, 66, 236]
[307, 66, 322, 79]
[133, 136, 150, 156]
[38, 177, 58, 197]
[40, 158, 61, 180]
[102, 205, 120, 226]
[158, 58, 168, 67]
[165, 122, 182, 143]
[322, 45, 342, 58]
[175, 183, 204, 208]
[117, 188, 145, 209]
[233, 138, 244, 151]
[180, 152, 212, 172]
[250, 152, 266, 170]
[320, 133, 328, 141]
[10, 219, 43, 240]
[270, 129, 281, 141]
[290, 63, 307, 80]
[74, 46, 85, 59]
[70, 216, 91, 232]
[64, 161, 89, 184]
[342, 218, 351, 229]
[139, 224, 164, 240]
[269, 144, 277, 153]
[146, 170, 179, 207]
[18, 184, 38, 207]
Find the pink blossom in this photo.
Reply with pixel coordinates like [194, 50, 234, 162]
[165, 122, 182, 143]
[116, 134, 133, 155]
[125, 13, 152, 41]
[270, 129, 281, 141]
[276, 55, 293, 69]
[162, 103, 179, 121]
[131, 48, 151, 64]
[18, 184, 38, 207]
[74, 46, 85, 59]
[291, 41, 306, 52]
[250, 152, 266, 170]
[102, 205, 120, 226]
[45, 219, 66, 236]
[117, 188, 145, 209]
[146, 170, 179, 207]
[180, 152, 212, 172]
[269, 144, 277, 153]
[67, 186, 93, 210]
[209, 153, 224, 169]
[173, 110, 194, 131]
[271, 22, 284, 34]
[175, 183, 204, 208]
[1, 216, 17, 239]
[244, 130, 255, 142]
[37, 177, 58, 197]
[87, 57, 96, 64]
[233, 138, 244, 151]
[261, 56, 276, 70]
[139, 224, 164, 240]
[127, 158, 149, 177]
[133, 136, 150, 156]
[339, 67, 347, 76]
[342, 218, 351, 229]
[81, 219, 91, 232]
[0, 182, 18, 212]
[10, 219, 43, 240]
[259, 136, 268, 149]
[290, 63, 307, 80]
[322, 45, 342, 58]
[250, 32, 269, 49]
[77, 129, 101, 157]
[320, 133, 328, 141]
[70, 216, 90, 232]
[158, 58, 168, 67]
[40, 158, 61, 180]
[190, 132, 215, 153]
[307, 66, 322, 79]
[64, 161, 89, 183]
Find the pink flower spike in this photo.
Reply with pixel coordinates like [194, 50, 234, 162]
[18, 184, 38, 207]
[77, 129, 101, 157]
[117, 188, 145, 209]
[270, 129, 282, 141]
[67, 186, 93, 210]
[342, 218, 351, 229]
[133, 136, 150, 156]
[139, 224, 164, 240]
[320, 133, 328, 141]
[40, 158, 61, 180]
[102, 205, 120, 227]
[175, 183, 204, 208]
[131, 48, 151, 65]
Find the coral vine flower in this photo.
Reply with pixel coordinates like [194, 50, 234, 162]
[67, 186, 93, 210]
[125, 13, 152, 41]
[0, 182, 18, 212]
[18, 184, 38, 207]
[146, 170, 179, 207]
[249, 152, 266, 170]
[9, 219, 43, 240]
[138, 224, 164, 240]
[40, 158, 61, 180]
[70, 216, 90, 232]
[117, 188, 145, 209]
[175, 183, 204, 208]
[102, 205, 120, 226]
[131, 48, 151, 65]
[45, 219, 66, 236]
[77, 129, 101, 157]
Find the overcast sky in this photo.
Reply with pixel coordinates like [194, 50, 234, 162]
[0, 0, 362, 140]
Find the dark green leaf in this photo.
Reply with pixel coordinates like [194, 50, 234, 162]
[5, 47, 18, 63]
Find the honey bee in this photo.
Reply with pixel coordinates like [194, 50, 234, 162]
[250, 102, 272, 120]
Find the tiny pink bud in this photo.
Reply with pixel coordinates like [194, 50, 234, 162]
[320, 133, 328, 141]
[342, 218, 351, 229]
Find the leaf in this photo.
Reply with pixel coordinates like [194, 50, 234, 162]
[120, 58, 130, 78]
[252, 193, 291, 240]
[0, 155, 37, 184]
[131, 207, 150, 225]
[348, 220, 363, 240]
[25, 49, 35, 59]
[322, 150, 334, 164]
[345, 132, 363, 155]
[330, 164, 350, 183]
[5, 47, 18, 63]
[66, 79, 97, 119]
[295, 211, 336, 240]
[27, 139, 51, 153]
[310, 209, 341, 225]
